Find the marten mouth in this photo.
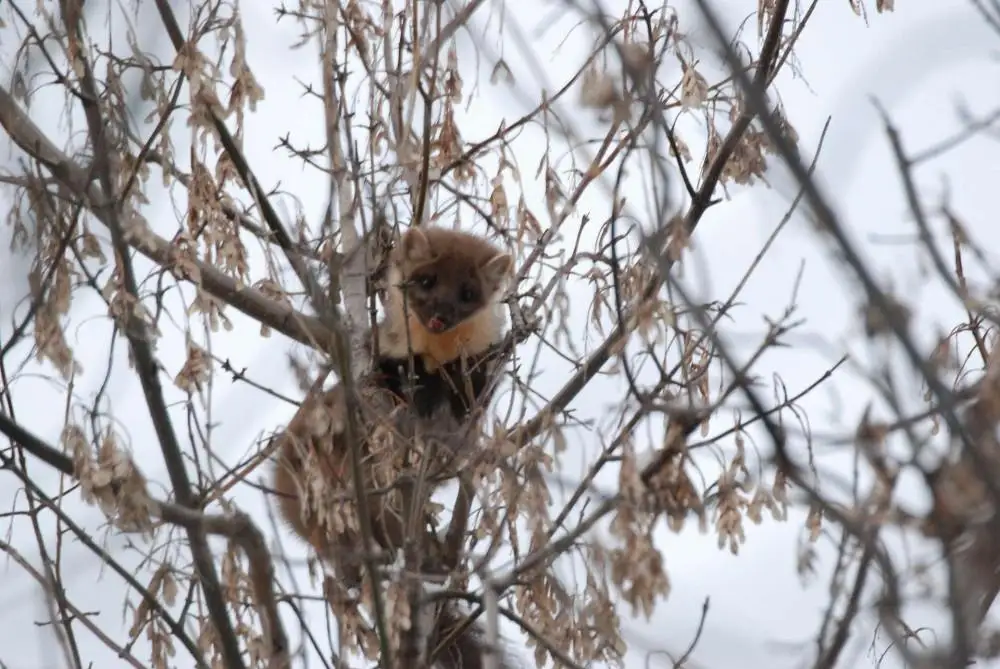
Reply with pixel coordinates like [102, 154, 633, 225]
[426, 316, 448, 332]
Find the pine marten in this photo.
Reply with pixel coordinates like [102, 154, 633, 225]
[271, 225, 514, 669]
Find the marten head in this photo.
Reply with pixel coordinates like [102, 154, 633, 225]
[388, 226, 513, 334]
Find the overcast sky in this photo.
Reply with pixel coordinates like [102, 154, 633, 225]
[0, 1, 997, 668]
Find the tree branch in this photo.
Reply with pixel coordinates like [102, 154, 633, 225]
[0, 408, 290, 669]
[0, 84, 336, 351]
[66, 12, 247, 666]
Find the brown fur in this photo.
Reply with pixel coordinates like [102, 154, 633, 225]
[270, 226, 514, 668]
[271, 382, 411, 584]
[381, 226, 513, 370]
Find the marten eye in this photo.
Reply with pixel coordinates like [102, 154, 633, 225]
[459, 285, 478, 303]
[411, 274, 436, 290]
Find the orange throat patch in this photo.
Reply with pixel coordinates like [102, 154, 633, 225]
[406, 311, 484, 370]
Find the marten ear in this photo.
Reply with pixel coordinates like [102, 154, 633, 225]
[399, 227, 433, 264]
[480, 252, 514, 289]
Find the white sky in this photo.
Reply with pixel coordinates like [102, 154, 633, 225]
[0, 1, 998, 668]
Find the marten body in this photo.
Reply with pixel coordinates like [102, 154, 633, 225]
[270, 226, 514, 669]
[371, 349, 500, 421]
